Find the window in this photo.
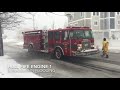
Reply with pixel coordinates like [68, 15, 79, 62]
[85, 19, 91, 28]
[84, 31, 90, 38]
[104, 19, 109, 29]
[70, 30, 85, 39]
[93, 12, 99, 16]
[74, 30, 84, 39]
[69, 30, 93, 39]
[97, 12, 99, 16]
[85, 12, 91, 18]
[69, 15, 73, 20]
[110, 12, 115, 17]
[118, 20, 120, 25]
[79, 20, 84, 26]
[54, 31, 60, 40]
[100, 12, 104, 18]
[104, 12, 108, 18]
[80, 12, 84, 17]
[69, 31, 74, 38]
[94, 21, 98, 26]
[110, 18, 115, 29]
[104, 32, 109, 39]
[93, 12, 95, 15]
[117, 12, 120, 15]
[62, 31, 68, 40]
[84, 31, 93, 38]
[48, 31, 53, 40]
[100, 19, 104, 30]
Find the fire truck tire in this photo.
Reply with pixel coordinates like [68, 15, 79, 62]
[54, 48, 63, 60]
[28, 45, 34, 53]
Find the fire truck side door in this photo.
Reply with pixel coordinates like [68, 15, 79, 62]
[48, 31, 54, 52]
[61, 30, 70, 56]
[54, 31, 61, 45]
[34, 32, 42, 50]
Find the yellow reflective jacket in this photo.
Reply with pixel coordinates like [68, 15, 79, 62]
[102, 41, 109, 52]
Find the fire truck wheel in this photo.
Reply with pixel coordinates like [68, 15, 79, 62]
[54, 48, 63, 60]
[28, 45, 34, 53]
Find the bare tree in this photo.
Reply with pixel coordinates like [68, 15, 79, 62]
[0, 12, 24, 30]
[0, 12, 24, 56]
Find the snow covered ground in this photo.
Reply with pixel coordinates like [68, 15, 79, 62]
[95, 39, 120, 53]
[0, 55, 42, 78]
[3, 38, 23, 49]
[98, 47, 120, 53]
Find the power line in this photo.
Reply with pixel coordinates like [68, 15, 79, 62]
[49, 12, 66, 16]
[16, 14, 32, 19]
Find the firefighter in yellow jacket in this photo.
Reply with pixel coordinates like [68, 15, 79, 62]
[102, 38, 109, 58]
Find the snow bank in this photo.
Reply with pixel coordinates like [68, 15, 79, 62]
[109, 40, 120, 47]
[98, 46, 120, 53]
[3, 29, 24, 43]
[109, 47, 120, 53]
[15, 42, 24, 46]
[0, 55, 42, 78]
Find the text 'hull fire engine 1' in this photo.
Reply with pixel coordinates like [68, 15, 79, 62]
[22, 27, 99, 59]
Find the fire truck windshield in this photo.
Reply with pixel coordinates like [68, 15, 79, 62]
[70, 30, 93, 39]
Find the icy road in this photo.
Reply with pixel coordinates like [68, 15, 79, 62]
[3, 41, 120, 78]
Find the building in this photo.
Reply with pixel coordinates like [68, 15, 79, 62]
[65, 12, 120, 40]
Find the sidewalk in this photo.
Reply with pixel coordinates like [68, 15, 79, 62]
[99, 46, 120, 53]
[0, 55, 42, 78]
[109, 47, 120, 53]
[95, 39, 120, 53]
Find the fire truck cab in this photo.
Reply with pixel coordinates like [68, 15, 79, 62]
[23, 27, 99, 59]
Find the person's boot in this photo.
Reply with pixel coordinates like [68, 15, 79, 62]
[101, 52, 105, 57]
[106, 55, 109, 58]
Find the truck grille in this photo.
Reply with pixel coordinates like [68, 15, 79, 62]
[82, 41, 91, 50]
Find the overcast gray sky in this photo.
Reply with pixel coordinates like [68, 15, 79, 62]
[3, 12, 68, 39]
[19, 12, 68, 30]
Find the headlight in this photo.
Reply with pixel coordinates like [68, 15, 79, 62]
[91, 44, 95, 47]
[77, 44, 82, 51]
[77, 44, 82, 47]
[78, 47, 81, 49]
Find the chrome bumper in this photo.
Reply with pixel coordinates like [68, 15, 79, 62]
[72, 49, 100, 56]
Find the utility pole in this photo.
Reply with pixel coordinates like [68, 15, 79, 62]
[45, 12, 55, 29]
[0, 19, 4, 56]
[28, 12, 37, 30]
[32, 14, 35, 30]
[52, 20, 55, 29]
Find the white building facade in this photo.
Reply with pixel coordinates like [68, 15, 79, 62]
[65, 12, 120, 40]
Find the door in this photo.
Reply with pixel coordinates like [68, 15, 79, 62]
[34, 33, 42, 50]
[48, 31, 54, 53]
[54, 31, 61, 46]
[61, 30, 70, 56]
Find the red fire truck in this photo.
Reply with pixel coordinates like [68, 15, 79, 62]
[22, 27, 99, 59]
